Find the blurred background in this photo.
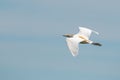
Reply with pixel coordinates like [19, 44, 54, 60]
[0, 0, 120, 80]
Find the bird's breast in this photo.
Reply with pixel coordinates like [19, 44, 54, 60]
[79, 35, 88, 40]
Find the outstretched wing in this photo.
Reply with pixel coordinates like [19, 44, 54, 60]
[78, 27, 99, 39]
[66, 38, 79, 56]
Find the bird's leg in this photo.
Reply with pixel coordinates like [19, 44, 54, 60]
[92, 42, 102, 46]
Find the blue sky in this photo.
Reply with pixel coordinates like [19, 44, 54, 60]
[0, 0, 120, 80]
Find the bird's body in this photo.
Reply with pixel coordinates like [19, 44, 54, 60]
[63, 27, 102, 56]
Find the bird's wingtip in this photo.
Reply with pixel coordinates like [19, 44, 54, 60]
[79, 26, 84, 28]
[71, 52, 78, 57]
[72, 54, 77, 57]
[93, 30, 99, 35]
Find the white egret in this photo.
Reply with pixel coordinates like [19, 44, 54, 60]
[63, 27, 102, 56]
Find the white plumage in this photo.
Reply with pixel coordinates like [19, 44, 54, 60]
[63, 27, 101, 56]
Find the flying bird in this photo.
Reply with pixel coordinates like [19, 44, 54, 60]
[63, 27, 102, 56]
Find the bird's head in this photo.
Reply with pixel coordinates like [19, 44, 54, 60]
[63, 34, 74, 38]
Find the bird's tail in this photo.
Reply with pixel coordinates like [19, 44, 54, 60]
[91, 42, 102, 46]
